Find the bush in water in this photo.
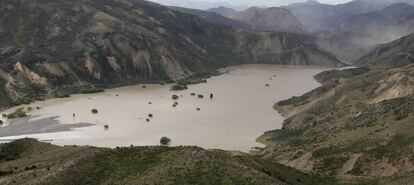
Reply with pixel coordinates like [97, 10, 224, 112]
[91, 109, 98, 114]
[172, 95, 179, 100]
[160, 137, 171, 145]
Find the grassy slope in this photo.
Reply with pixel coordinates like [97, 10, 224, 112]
[258, 65, 414, 182]
[0, 139, 343, 185]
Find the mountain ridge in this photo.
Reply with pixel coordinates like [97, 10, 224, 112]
[0, 0, 344, 110]
[207, 6, 305, 33]
[339, 3, 414, 46]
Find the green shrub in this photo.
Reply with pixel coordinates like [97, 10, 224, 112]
[7, 108, 27, 119]
[198, 94, 204, 98]
[177, 78, 207, 86]
[172, 95, 179, 100]
[172, 102, 178, 107]
[160, 137, 171, 145]
[319, 156, 348, 174]
[0, 170, 13, 176]
[80, 88, 104, 94]
[55, 92, 71, 98]
[13, 97, 34, 105]
[171, 84, 188, 91]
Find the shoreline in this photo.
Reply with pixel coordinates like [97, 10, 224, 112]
[0, 64, 331, 152]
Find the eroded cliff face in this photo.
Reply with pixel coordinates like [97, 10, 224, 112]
[0, 0, 343, 107]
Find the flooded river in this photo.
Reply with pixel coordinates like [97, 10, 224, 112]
[0, 65, 328, 151]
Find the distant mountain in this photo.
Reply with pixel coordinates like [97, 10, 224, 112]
[208, 6, 238, 18]
[357, 33, 414, 67]
[208, 7, 305, 33]
[0, 0, 343, 110]
[284, 1, 414, 62]
[285, 0, 396, 31]
[170, 6, 252, 30]
[294, 32, 376, 63]
[147, 0, 247, 11]
[340, 3, 414, 46]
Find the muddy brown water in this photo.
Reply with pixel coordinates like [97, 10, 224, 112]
[0, 65, 329, 151]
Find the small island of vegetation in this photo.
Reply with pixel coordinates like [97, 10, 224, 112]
[80, 88, 104, 94]
[6, 108, 27, 119]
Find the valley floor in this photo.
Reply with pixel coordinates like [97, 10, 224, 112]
[0, 65, 327, 152]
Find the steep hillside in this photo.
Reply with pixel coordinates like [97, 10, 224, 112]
[340, 3, 414, 46]
[208, 7, 305, 33]
[258, 36, 414, 180]
[295, 32, 376, 63]
[357, 33, 414, 67]
[260, 66, 414, 179]
[0, 138, 342, 185]
[0, 0, 343, 110]
[285, 0, 395, 32]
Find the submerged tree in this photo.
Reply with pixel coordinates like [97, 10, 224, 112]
[160, 136, 171, 145]
[91, 109, 98, 114]
[172, 94, 179, 100]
